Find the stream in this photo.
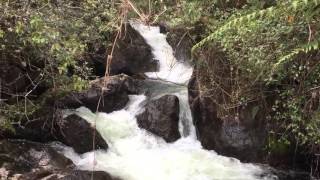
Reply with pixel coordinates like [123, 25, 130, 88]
[57, 21, 277, 180]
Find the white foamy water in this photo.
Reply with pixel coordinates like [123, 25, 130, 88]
[56, 22, 276, 180]
[57, 95, 271, 180]
[130, 21, 193, 85]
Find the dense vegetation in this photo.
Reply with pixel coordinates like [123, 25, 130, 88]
[191, 0, 320, 175]
[0, 0, 319, 176]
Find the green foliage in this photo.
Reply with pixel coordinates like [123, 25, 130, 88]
[1, 0, 119, 90]
[1, 1, 320, 173]
[191, 0, 320, 164]
[270, 91, 320, 148]
[193, 0, 320, 70]
[0, 99, 41, 131]
[165, 1, 205, 26]
[0, 0, 120, 129]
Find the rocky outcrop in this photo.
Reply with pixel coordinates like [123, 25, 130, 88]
[89, 24, 158, 77]
[188, 71, 267, 162]
[0, 140, 73, 177]
[57, 74, 140, 113]
[137, 95, 181, 142]
[18, 170, 120, 180]
[59, 114, 108, 154]
[0, 140, 119, 180]
[2, 74, 142, 153]
[260, 165, 311, 180]
[166, 27, 194, 62]
[3, 111, 108, 154]
[54, 170, 121, 180]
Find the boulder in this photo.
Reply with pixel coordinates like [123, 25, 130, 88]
[3, 110, 108, 154]
[2, 74, 142, 153]
[53, 170, 121, 180]
[59, 114, 108, 154]
[88, 24, 158, 77]
[19, 170, 120, 180]
[57, 74, 140, 113]
[259, 165, 311, 180]
[137, 95, 181, 142]
[188, 71, 267, 162]
[166, 26, 194, 62]
[0, 140, 119, 180]
[0, 139, 72, 179]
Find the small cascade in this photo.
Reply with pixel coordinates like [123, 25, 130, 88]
[130, 20, 195, 139]
[174, 89, 196, 138]
[130, 21, 193, 85]
[57, 21, 277, 180]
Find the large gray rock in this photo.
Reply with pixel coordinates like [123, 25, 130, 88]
[59, 114, 108, 154]
[89, 24, 158, 77]
[0, 140, 119, 180]
[19, 170, 120, 180]
[57, 74, 139, 113]
[188, 71, 267, 162]
[2, 111, 108, 154]
[2, 74, 141, 154]
[166, 26, 194, 62]
[53, 170, 121, 180]
[137, 95, 181, 142]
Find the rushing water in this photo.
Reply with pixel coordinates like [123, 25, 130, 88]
[57, 21, 277, 180]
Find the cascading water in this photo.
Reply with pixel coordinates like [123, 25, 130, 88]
[57, 21, 277, 180]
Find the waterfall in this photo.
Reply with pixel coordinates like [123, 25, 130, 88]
[57, 21, 277, 180]
[129, 21, 193, 85]
[130, 20, 196, 139]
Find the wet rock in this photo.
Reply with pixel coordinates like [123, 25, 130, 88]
[53, 170, 121, 180]
[20, 170, 120, 180]
[88, 24, 158, 77]
[0, 140, 119, 180]
[0, 139, 73, 179]
[259, 165, 311, 180]
[188, 71, 267, 162]
[157, 21, 169, 34]
[59, 114, 108, 154]
[166, 26, 194, 62]
[3, 110, 108, 154]
[2, 74, 142, 153]
[137, 95, 181, 142]
[57, 74, 140, 113]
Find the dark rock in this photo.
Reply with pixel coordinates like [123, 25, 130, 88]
[1, 108, 64, 143]
[0, 139, 73, 179]
[2, 74, 142, 154]
[88, 24, 158, 77]
[59, 114, 108, 154]
[158, 21, 169, 34]
[3, 110, 108, 154]
[259, 165, 311, 180]
[53, 170, 121, 180]
[137, 95, 181, 142]
[166, 22, 208, 62]
[0, 60, 45, 102]
[188, 71, 267, 162]
[166, 26, 194, 62]
[20, 170, 120, 180]
[57, 74, 140, 113]
[0, 140, 119, 180]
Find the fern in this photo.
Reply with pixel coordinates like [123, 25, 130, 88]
[192, 7, 279, 53]
[192, 0, 320, 54]
[273, 38, 320, 70]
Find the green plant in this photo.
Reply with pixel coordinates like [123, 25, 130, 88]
[0, 0, 121, 130]
[191, 0, 320, 174]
